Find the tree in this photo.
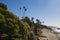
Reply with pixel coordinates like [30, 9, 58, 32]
[19, 7, 21, 18]
[34, 19, 42, 35]
[22, 16, 31, 25]
[31, 17, 34, 22]
[36, 19, 41, 24]
[0, 2, 7, 10]
[23, 6, 27, 18]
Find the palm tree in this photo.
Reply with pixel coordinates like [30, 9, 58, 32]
[19, 7, 21, 18]
[23, 6, 27, 18]
[36, 19, 41, 24]
[31, 17, 34, 22]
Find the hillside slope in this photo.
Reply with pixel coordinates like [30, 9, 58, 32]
[1, 2, 60, 40]
[0, 3, 30, 40]
[40, 28, 59, 40]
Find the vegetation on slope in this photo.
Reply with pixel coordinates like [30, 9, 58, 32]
[0, 2, 50, 40]
[0, 3, 30, 40]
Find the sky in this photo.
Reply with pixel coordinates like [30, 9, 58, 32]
[0, 0, 60, 27]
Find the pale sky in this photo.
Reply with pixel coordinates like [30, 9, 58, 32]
[0, 0, 60, 27]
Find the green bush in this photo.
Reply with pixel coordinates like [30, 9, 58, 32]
[0, 3, 30, 40]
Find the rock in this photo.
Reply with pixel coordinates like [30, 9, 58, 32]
[40, 28, 59, 40]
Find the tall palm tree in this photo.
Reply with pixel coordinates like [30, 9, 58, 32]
[19, 7, 21, 18]
[31, 17, 34, 21]
[23, 6, 27, 18]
